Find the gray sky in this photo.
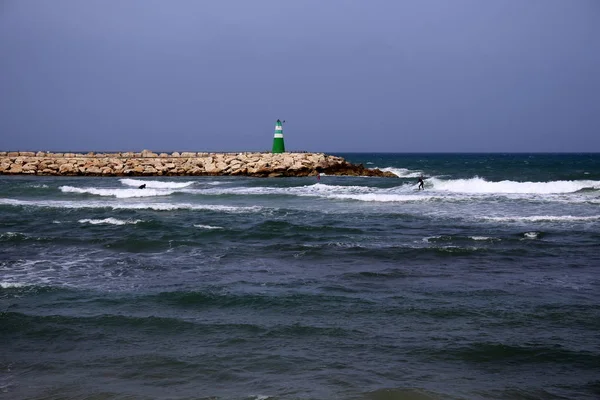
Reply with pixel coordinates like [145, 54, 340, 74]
[1, 0, 599, 152]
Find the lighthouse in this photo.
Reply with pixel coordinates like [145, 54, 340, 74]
[272, 119, 285, 153]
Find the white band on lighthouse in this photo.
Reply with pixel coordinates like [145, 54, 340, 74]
[274, 133, 284, 138]
[275, 126, 283, 131]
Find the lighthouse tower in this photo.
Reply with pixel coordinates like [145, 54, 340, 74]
[272, 119, 285, 153]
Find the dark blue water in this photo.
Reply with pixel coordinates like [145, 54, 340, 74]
[1, 153, 599, 399]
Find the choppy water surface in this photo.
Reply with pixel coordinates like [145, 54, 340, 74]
[1, 153, 599, 400]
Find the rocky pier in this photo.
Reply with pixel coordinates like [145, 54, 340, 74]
[0, 150, 396, 178]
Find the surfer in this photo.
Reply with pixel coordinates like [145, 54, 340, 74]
[417, 176, 424, 190]
[138, 184, 146, 189]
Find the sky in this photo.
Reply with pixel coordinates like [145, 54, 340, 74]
[1, 0, 599, 153]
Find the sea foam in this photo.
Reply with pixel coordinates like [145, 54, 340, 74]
[429, 177, 600, 194]
[0, 282, 27, 288]
[380, 167, 423, 178]
[0, 198, 263, 213]
[60, 186, 176, 198]
[193, 224, 224, 230]
[483, 215, 600, 222]
[120, 178, 196, 189]
[78, 218, 142, 225]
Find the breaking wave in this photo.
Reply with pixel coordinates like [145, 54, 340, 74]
[379, 167, 423, 178]
[193, 224, 224, 230]
[78, 218, 142, 225]
[482, 215, 600, 222]
[60, 185, 176, 198]
[120, 178, 196, 189]
[429, 177, 600, 194]
[0, 198, 264, 213]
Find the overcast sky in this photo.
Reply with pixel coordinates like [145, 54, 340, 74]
[1, 0, 599, 152]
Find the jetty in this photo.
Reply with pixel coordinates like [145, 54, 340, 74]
[0, 150, 396, 178]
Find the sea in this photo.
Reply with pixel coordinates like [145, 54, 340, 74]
[1, 153, 599, 400]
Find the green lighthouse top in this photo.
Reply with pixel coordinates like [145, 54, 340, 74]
[272, 119, 285, 153]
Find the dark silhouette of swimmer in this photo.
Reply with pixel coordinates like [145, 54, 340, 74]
[138, 184, 146, 189]
[417, 177, 424, 190]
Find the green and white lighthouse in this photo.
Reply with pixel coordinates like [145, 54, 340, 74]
[272, 119, 285, 153]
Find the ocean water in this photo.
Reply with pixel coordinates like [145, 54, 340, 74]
[1, 153, 599, 400]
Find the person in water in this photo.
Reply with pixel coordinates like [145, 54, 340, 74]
[417, 176, 424, 190]
[138, 184, 146, 189]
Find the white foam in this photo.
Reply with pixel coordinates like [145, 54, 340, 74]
[187, 183, 376, 197]
[469, 236, 499, 241]
[380, 167, 423, 178]
[120, 178, 196, 189]
[429, 177, 600, 194]
[0, 282, 27, 288]
[327, 193, 436, 202]
[0, 232, 21, 239]
[58, 182, 445, 204]
[78, 218, 142, 225]
[0, 198, 263, 213]
[193, 224, 224, 230]
[484, 215, 600, 222]
[523, 232, 541, 239]
[60, 185, 176, 198]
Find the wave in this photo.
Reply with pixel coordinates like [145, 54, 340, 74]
[483, 215, 600, 222]
[0, 198, 264, 213]
[432, 341, 599, 366]
[0, 232, 26, 241]
[152, 290, 370, 311]
[429, 177, 600, 194]
[119, 178, 196, 189]
[187, 183, 434, 203]
[522, 231, 543, 239]
[182, 179, 600, 203]
[78, 218, 142, 225]
[423, 235, 500, 243]
[0, 281, 27, 289]
[327, 193, 436, 202]
[59, 185, 176, 198]
[193, 224, 224, 230]
[379, 167, 422, 178]
[190, 183, 377, 197]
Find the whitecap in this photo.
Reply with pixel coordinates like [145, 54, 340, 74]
[523, 232, 541, 239]
[0, 232, 21, 239]
[380, 167, 423, 178]
[78, 218, 142, 225]
[429, 177, 600, 194]
[120, 178, 196, 189]
[327, 193, 437, 202]
[484, 215, 600, 222]
[60, 186, 176, 198]
[469, 236, 499, 241]
[0, 198, 264, 214]
[0, 282, 27, 288]
[193, 224, 224, 230]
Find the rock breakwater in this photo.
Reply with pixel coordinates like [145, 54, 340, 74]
[0, 150, 396, 178]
